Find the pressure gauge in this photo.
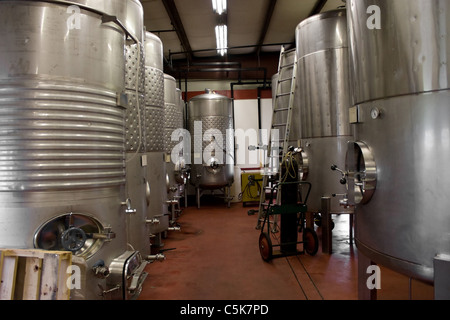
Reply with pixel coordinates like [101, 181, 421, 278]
[370, 107, 381, 119]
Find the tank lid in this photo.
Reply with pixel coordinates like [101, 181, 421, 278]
[189, 89, 231, 102]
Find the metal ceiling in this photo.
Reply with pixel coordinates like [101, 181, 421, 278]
[140, 0, 346, 80]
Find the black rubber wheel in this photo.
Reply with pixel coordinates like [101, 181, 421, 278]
[303, 228, 319, 256]
[259, 232, 273, 262]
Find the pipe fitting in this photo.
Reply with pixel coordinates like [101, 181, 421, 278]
[146, 218, 160, 225]
[146, 254, 166, 262]
[92, 260, 110, 279]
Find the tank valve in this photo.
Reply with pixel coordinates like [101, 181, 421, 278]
[332, 193, 352, 209]
[92, 260, 110, 279]
[146, 254, 166, 262]
[146, 218, 160, 225]
[122, 198, 137, 214]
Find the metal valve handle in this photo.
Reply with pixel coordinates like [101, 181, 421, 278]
[61, 227, 87, 252]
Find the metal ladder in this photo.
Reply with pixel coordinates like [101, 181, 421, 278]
[256, 46, 298, 230]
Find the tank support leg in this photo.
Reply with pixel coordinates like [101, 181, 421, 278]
[196, 187, 201, 209]
[321, 197, 332, 254]
[434, 254, 450, 300]
[358, 254, 378, 300]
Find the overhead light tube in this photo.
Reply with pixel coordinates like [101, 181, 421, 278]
[215, 24, 227, 56]
[212, 0, 227, 15]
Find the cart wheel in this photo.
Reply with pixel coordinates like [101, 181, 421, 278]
[259, 232, 273, 262]
[303, 228, 319, 256]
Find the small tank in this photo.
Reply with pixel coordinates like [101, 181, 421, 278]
[188, 90, 235, 208]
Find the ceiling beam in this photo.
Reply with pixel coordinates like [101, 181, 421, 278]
[161, 0, 193, 61]
[309, 0, 328, 16]
[255, 0, 278, 55]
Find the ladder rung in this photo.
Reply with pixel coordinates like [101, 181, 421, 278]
[282, 48, 297, 54]
[278, 77, 292, 84]
[276, 92, 292, 98]
[274, 107, 289, 112]
[272, 123, 287, 128]
[280, 62, 295, 69]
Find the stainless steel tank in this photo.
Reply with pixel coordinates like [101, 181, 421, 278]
[188, 90, 235, 208]
[295, 9, 354, 214]
[164, 75, 186, 224]
[119, 2, 151, 260]
[144, 32, 169, 246]
[174, 88, 189, 188]
[0, 0, 136, 299]
[346, 0, 450, 284]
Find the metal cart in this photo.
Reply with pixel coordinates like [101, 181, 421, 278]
[258, 181, 319, 262]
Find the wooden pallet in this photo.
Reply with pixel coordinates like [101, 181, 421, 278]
[0, 249, 72, 300]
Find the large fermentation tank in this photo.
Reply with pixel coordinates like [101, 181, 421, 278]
[346, 0, 450, 284]
[188, 90, 235, 208]
[0, 0, 148, 300]
[164, 75, 185, 191]
[144, 32, 169, 245]
[295, 9, 353, 214]
[164, 75, 186, 223]
[116, 1, 151, 259]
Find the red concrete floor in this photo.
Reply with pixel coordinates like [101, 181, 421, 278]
[138, 199, 434, 301]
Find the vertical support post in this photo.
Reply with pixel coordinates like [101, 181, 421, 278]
[434, 254, 450, 300]
[321, 197, 332, 254]
[305, 212, 314, 230]
[196, 187, 201, 209]
[358, 254, 377, 300]
[349, 214, 354, 245]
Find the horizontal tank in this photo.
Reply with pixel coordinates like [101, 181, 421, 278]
[347, 0, 450, 283]
[295, 9, 353, 214]
[0, 0, 130, 299]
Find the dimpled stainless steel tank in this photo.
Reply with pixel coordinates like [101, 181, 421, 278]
[118, 1, 151, 260]
[144, 32, 169, 247]
[295, 9, 354, 215]
[188, 90, 235, 208]
[0, 0, 136, 299]
[346, 0, 450, 285]
[164, 75, 186, 224]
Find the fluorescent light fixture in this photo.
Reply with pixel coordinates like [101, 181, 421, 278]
[212, 0, 227, 15]
[215, 24, 227, 56]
